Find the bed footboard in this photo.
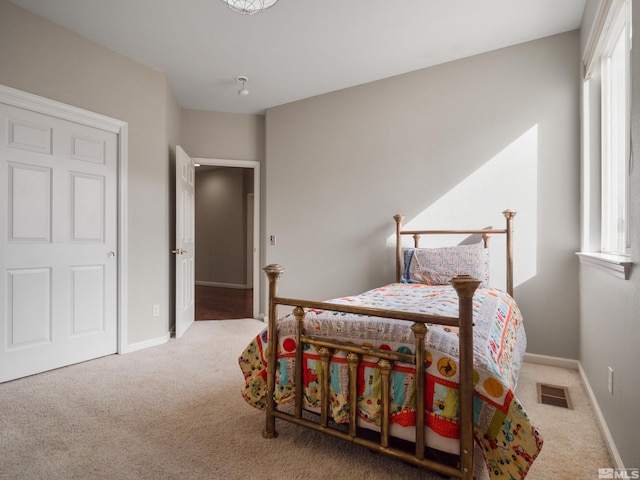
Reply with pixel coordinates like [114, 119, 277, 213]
[263, 264, 479, 480]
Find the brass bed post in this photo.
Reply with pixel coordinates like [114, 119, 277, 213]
[347, 352, 360, 438]
[412, 322, 428, 459]
[502, 210, 516, 297]
[293, 306, 305, 420]
[378, 359, 392, 448]
[263, 264, 285, 439]
[394, 214, 404, 283]
[482, 232, 490, 248]
[319, 347, 332, 428]
[452, 275, 481, 480]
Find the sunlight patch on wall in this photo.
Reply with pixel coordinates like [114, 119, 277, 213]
[388, 125, 538, 290]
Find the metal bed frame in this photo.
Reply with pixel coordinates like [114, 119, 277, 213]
[261, 210, 515, 480]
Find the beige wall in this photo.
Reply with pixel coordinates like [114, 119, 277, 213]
[0, 0, 177, 344]
[181, 109, 265, 161]
[0, 0, 583, 361]
[265, 31, 581, 359]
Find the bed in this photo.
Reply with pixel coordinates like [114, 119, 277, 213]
[239, 211, 542, 480]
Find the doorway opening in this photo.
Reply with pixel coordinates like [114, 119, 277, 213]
[193, 158, 260, 320]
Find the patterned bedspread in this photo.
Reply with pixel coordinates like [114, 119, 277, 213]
[239, 283, 542, 480]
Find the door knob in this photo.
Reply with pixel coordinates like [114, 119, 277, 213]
[107, 251, 116, 258]
[172, 249, 187, 255]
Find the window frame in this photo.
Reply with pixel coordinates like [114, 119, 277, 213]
[578, 0, 632, 279]
[599, 1, 631, 255]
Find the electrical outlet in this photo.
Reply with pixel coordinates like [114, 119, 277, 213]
[608, 366, 614, 395]
[270, 235, 277, 245]
[152, 304, 160, 317]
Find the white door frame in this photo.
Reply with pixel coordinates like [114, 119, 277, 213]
[246, 193, 254, 289]
[193, 157, 261, 318]
[0, 85, 129, 353]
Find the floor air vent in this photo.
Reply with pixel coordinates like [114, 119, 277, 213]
[537, 383, 573, 409]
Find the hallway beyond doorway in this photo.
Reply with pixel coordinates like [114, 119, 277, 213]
[195, 285, 253, 320]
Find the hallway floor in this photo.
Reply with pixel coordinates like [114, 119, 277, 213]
[195, 285, 253, 320]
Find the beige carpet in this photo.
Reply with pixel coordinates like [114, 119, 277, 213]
[0, 319, 612, 480]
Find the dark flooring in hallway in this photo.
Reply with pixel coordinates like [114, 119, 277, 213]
[195, 285, 253, 320]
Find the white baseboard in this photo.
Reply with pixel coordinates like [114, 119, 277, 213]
[121, 332, 171, 354]
[523, 352, 624, 470]
[195, 280, 250, 289]
[578, 363, 625, 470]
[523, 352, 579, 370]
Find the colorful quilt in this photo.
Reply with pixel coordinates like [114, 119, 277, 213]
[239, 283, 542, 479]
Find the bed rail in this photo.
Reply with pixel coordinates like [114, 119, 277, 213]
[263, 264, 480, 480]
[395, 210, 516, 296]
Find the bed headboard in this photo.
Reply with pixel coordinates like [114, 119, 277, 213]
[394, 210, 516, 296]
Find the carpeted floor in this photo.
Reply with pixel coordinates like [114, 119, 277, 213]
[0, 319, 613, 480]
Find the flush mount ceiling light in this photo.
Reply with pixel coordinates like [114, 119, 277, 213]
[220, 0, 279, 15]
[236, 76, 249, 96]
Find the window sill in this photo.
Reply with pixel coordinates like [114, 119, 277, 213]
[575, 252, 632, 280]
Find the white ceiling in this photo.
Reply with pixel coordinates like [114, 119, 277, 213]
[9, 0, 587, 115]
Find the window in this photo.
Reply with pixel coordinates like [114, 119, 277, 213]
[579, 0, 632, 279]
[600, 1, 630, 254]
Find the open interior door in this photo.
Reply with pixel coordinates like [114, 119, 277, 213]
[174, 146, 195, 338]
